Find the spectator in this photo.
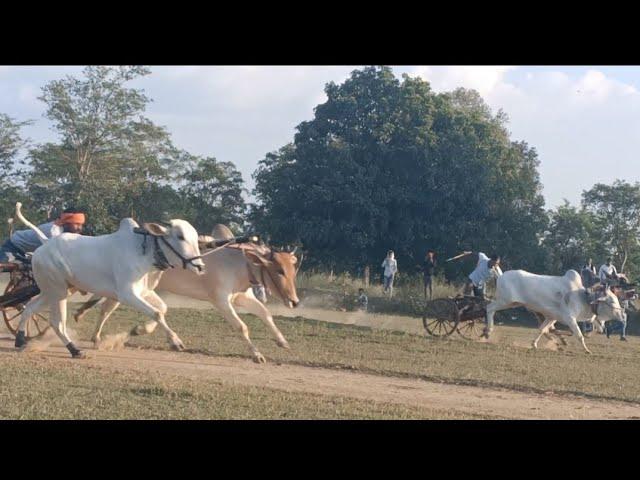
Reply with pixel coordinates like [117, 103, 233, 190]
[605, 287, 629, 341]
[381, 250, 398, 297]
[357, 288, 368, 312]
[581, 259, 598, 288]
[599, 258, 618, 286]
[423, 249, 437, 300]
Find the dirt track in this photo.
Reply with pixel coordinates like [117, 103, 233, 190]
[1, 336, 639, 419]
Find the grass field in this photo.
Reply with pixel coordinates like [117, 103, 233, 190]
[69, 305, 640, 403]
[2, 297, 640, 419]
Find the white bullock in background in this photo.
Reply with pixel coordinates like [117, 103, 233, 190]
[486, 269, 626, 353]
[14, 203, 205, 358]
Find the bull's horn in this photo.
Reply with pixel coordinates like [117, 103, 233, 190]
[291, 246, 298, 254]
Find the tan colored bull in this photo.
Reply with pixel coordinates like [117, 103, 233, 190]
[74, 232, 301, 363]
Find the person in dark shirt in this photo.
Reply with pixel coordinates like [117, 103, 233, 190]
[423, 250, 437, 300]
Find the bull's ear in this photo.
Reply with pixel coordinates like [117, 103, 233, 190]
[143, 222, 169, 236]
[244, 250, 272, 267]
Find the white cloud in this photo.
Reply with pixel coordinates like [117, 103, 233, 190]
[407, 65, 516, 96]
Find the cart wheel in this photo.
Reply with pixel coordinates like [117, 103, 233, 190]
[2, 274, 50, 340]
[423, 298, 459, 337]
[457, 319, 485, 339]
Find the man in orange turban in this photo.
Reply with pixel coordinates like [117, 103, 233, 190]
[0, 207, 86, 262]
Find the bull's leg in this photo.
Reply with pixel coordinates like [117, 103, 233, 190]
[50, 297, 85, 358]
[92, 298, 121, 344]
[128, 291, 168, 338]
[233, 291, 290, 349]
[565, 316, 591, 354]
[213, 296, 266, 363]
[73, 294, 104, 322]
[15, 294, 48, 348]
[533, 318, 557, 349]
[484, 300, 512, 338]
[119, 291, 183, 351]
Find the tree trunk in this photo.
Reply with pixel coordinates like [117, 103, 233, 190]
[364, 265, 370, 287]
[621, 249, 629, 273]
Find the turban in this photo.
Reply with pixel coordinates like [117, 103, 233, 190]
[55, 212, 86, 226]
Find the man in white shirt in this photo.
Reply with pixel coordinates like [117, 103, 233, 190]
[0, 208, 86, 263]
[381, 250, 398, 297]
[464, 251, 503, 299]
[598, 258, 618, 285]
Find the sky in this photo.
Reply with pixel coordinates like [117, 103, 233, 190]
[1, 65, 639, 208]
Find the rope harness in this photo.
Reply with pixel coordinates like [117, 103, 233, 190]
[133, 227, 203, 272]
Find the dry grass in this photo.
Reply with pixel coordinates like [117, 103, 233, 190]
[67, 304, 640, 404]
[0, 354, 492, 419]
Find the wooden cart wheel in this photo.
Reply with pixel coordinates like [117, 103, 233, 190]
[2, 273, 50, 340]
[456, 318, 485, 339]
[423, 298, 459, 337]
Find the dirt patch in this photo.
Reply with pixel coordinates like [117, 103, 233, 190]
[1, 336, 638, 419]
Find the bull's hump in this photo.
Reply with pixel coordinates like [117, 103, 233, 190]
[119, 218, 140, 232]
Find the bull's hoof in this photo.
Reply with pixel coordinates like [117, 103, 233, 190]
[585, 349, 592, 355]
[253, 353, 267, 364]
[72, 350, 87, 359]
[130, 326, 142, 336]
[14, 331, 28, 349]
[66, 342, 86, 359]
[73, 312, 84, 323]
[170, 339, 185, 351]
[276, 338, 291, 349]
[621, 337, 628, 342]
[532, 342, 538, 350]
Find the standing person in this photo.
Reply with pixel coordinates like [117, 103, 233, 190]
[381, 250, 398, 298]
[0, 207, 86, 262]
[581, 259, 598, 288]
[423, 249, 437, 300]
[599, 258, 618, 286]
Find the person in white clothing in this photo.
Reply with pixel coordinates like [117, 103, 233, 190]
[598, 258, 618, 285]
[381, 250, 398, 297]
[463, 251, 502, 298]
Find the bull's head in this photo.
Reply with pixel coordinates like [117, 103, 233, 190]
[143, 220, 206, 275]
[591, 287, 626, 323]
[244, 246, 301, 308]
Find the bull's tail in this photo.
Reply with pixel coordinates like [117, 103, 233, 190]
[15, 202, 48, 244]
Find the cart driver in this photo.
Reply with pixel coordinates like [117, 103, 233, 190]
[463, 251, 503, 298]
[0, 208, 86, 263]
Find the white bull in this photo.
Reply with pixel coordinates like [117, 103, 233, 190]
[14, 203, 205, 358]
[74, 241, 301, 363]
[486, 269, 626, 354]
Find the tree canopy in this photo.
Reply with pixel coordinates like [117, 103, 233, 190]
[252, 66, 548, 277]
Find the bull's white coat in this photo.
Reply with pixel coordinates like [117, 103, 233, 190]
[486, 269, 626, 353]
[14, 203, 205, 357]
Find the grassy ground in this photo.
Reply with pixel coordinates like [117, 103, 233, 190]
[0, 353, 493, 419]
[68, 305, 640, 404]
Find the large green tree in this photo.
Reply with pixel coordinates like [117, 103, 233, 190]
[582, 180, 640, 273]
[542, 202, 606, 274]
[0, 114, 30, 234]
[26, 66, 180, 233]
[252, 67, 547, 277]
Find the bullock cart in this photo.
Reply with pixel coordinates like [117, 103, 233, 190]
[0, 254, 50, 339]
[422, 295, 489, 339]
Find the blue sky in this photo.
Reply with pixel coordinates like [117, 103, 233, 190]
[1, 65, 639, 208]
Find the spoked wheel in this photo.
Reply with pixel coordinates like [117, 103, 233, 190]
[2, 274, 50, 340]
[457, 318, 485, 339]
[423, 298, 459, 337]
